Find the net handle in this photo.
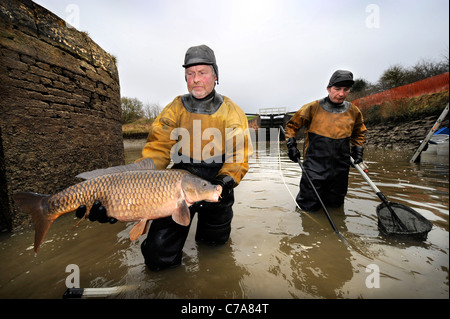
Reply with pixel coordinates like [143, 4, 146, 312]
[351, 157, 408, 231]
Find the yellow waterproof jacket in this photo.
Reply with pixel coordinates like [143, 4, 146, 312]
[140, 95, 252, 185]
[285, 99, 367, 153]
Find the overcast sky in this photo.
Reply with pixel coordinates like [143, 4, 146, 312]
[33, 0, 449, 114]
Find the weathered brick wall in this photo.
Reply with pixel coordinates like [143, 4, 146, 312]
[0, 0, 124, 231]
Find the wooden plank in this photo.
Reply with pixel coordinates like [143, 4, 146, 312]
[409, 103, 449, 163]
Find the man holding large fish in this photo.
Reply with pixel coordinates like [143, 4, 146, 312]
[14, 45, 252, 272]
[136, 44, 252, 271]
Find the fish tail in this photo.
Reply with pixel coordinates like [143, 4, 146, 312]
[13, 192, 53, 253]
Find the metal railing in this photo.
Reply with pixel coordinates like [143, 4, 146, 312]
[259, 107, 287, 116]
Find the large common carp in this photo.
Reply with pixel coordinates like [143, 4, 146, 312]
[13, 159, 222, 252]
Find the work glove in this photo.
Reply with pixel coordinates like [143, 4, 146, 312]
[212, 175, 235, 200]
[351, 145, 364, 165]
[286, 137, 301, 163]
[75, 201, 118, 224]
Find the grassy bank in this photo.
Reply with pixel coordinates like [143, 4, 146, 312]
[122, 118, 153, 139]
[360, 90, 449, 125]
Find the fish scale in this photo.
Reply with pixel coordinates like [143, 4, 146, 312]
[13, 162, 222, 252]
[58, 170, 187, 221]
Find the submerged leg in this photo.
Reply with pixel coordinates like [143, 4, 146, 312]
[141, 213, 193, 271]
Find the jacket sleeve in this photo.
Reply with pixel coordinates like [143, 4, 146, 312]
[139, 99, 179, 169]
[350, 104, 367, 147]
[285, 102, 313, 139]
[218, 99, 253, 186]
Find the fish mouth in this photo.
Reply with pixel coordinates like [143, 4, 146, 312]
[213, 185, 222, 202]
[183, 185, 223, 205]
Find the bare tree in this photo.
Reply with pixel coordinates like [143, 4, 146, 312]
[143, 102, 162, 120]
[121, 97, 144, 124]
[378, 64, 408, 90]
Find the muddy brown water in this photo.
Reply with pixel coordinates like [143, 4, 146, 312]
[0, 140, 448, 299]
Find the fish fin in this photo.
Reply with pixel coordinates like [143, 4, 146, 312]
[171, 200, 191, 226]
[76, 158, 156, 180]
[13, 192, 53, 253]
[133, 158, 157, 170]
[72, 214, 86, 228]
[143, 219, 150, 234]
[129, 219, 149, 241]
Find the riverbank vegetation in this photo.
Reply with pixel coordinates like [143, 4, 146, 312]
[121, 97, 161, 124]
[121, 97, 161, 138]
[348, 56, 448, 124]
[348, 57, 448, 101]
[361, 90, 448, 125]
[122, 118, 153, 139]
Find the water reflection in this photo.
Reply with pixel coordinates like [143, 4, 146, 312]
[0, 140, 448, 299]
[278, 206, 353, 298]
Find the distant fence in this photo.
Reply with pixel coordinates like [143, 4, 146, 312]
[352, 72, 449, 110]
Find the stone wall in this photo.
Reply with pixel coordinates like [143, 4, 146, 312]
[0, 0, 124, 231]
[364, 114, 449, 150]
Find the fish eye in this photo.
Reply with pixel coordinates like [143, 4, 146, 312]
[202, 181, 207, 187]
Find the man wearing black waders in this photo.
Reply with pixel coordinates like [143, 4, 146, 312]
[285, 70, 367, 212]
[77, 45, 251, 271]
[137, 45, 251, 270]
